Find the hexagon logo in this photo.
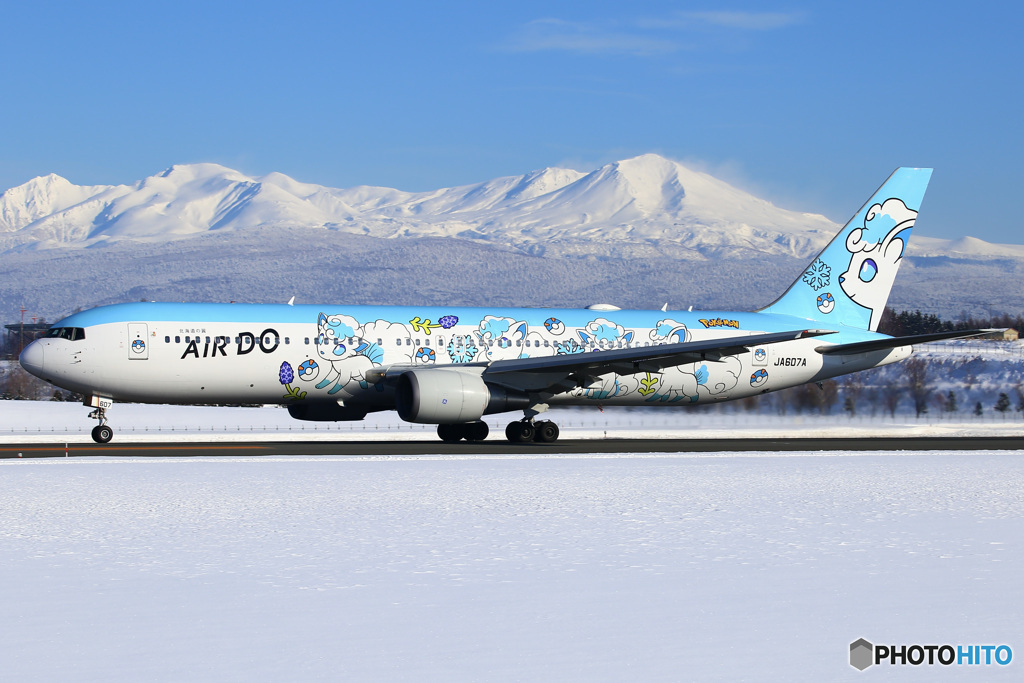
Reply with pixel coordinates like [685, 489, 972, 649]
[850, 638, 874, 670]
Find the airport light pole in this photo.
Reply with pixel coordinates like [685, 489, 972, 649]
[20, 305, 27, 355]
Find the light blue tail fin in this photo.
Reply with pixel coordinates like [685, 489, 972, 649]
[758, 167, 932, 331]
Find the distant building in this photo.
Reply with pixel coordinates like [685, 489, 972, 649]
[978, 328, 1019, 341]
[3, 322, 51, 356]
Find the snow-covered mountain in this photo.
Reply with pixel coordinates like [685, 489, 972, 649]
[2, 155, 1023, 326]
[0, 155, 844, 257]
[6, 154, 1024, 261]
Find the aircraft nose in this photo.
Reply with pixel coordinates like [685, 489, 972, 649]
[19, 340, 45, 378]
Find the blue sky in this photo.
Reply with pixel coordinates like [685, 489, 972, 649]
[2, 1, 1021, 243]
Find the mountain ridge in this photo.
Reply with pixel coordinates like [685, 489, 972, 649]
[2, 156, 1023, 325]
[0, 154, 847, 257]
[4, 154, 1021, 262]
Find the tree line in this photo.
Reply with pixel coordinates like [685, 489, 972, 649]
[878, 308, 1022, 336]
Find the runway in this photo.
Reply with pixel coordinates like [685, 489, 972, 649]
[2, 436, 1022, 458]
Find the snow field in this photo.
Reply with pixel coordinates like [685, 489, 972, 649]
[1, 451, 1022, 681]
[2, 400, 1024, 444]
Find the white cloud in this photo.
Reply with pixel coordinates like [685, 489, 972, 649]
[641, 11, 805, 31]
[500, 11, 803, 58]
[501, 19, 681, 56]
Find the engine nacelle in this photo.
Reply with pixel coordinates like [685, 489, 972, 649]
[395, 369, 529, 424]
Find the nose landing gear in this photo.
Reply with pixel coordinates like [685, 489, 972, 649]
[88, 405, 113, 443]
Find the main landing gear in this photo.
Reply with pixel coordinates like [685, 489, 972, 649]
[436, 421, 490, 443]
[88, 405, 113, 443]
[504, 419, 559, 443]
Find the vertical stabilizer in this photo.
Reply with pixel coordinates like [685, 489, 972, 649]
[758, 167, 932, 331]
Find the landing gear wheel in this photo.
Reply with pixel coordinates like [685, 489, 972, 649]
[437, 424, 462, 443]
[91, 425, 113, 443]
[533, 421, 559, 443]
[505, 421, 536, 443]
[466, 421, 489, 442]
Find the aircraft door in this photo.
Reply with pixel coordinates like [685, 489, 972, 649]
[128, 323, 150, 360]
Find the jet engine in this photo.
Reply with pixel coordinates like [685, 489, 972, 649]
[395, 369, 530, 423]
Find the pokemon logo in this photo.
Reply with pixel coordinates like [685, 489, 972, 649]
[698, 318, 740, 329]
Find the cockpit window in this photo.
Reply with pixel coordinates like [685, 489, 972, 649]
[44, 327, 86, 341]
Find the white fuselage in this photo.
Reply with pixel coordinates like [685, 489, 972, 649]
[20, 303, 909, 416]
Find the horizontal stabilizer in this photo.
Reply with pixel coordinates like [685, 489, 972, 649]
[815, 329, 996, 356]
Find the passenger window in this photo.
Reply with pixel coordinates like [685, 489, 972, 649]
[406, 339, 412, 346]
[164, 336, 170, 343]
[377, 338, 383, 346]
[175, 336, 181, 343]
[304, 338, 309, 345]
[284, 337, 290, 345]
[396, 339, 402, 346]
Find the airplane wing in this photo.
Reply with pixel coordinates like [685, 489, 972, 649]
[481, 328, 835, 392]
[815, 329, 995, 356]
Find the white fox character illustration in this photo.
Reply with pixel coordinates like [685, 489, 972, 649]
[839, 198, 917, 330]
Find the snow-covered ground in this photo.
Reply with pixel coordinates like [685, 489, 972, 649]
[2, 400, 1024, 444]
[1, 450, 1021, 681]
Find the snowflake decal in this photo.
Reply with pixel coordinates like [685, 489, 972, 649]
[801, 258, 831, 290]
[446, 335, 478, 363]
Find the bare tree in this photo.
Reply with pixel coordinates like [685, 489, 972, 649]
[841, 376, 863, 416]
[904, 357, 930, 418]
[881, 381, 902, 418]
[0, 364, 49, 400]
[820, 380, 839, 414]
[865, 388, 879, 417]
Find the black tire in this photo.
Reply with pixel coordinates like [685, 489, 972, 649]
[534, 421, 559, 443]
[466, 421, 489, 442]
[92, 425, 113, 443]
[437, 424, 463, 443]
[507, 421, 535, 443]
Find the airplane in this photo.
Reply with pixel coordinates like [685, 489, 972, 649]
[19, 167, 987, 444]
